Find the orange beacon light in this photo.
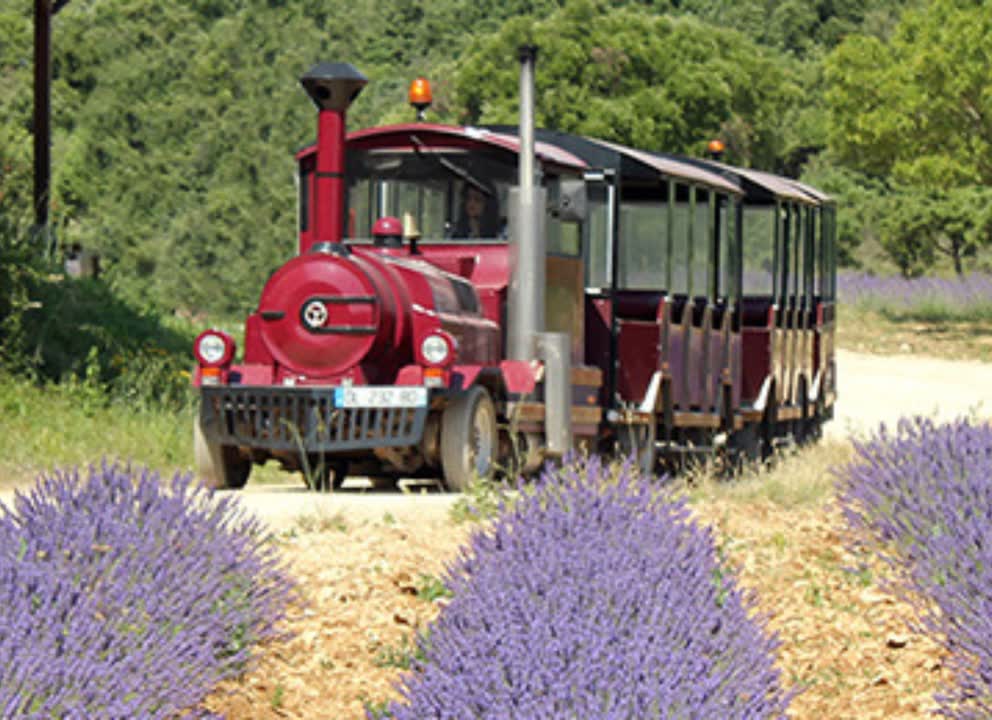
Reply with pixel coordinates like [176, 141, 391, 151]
[409, 77, 433, 121]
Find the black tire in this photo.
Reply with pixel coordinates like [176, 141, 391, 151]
[440, 386, 498, 492]
[194, 418, 250, 490]
[617, 421, 657, 478]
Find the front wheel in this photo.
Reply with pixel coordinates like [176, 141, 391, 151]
[440, 386, 498, 492]
[194, 416, 250, 490]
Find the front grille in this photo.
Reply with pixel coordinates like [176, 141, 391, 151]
[200, 386, 427, 452]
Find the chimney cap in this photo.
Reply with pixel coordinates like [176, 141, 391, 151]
[301, 62, 368, 112]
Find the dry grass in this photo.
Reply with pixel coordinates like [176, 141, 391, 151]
[838, 305, 992, 362]
[680, 440, 854, 509]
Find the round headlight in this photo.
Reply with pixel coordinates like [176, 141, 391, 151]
[197, 333, 228, 365]
[420, 334, 450, 366]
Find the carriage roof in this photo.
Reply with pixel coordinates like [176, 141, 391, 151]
[296, 123, 588, 174]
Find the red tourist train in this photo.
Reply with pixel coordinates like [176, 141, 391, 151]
[192, 50, 837, 491]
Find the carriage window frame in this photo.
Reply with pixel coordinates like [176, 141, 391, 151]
[740, 204, 777, 297]
[298, 168, 311, 233]
[547, 178, 583, 258]
[583, 178, 612, 288]
[616, 179, 670, 290]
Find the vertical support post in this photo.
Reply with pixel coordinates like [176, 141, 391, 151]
[508, 45, 546, 361]
[536, 332, 572, 456]
[33, 0, 52, 254]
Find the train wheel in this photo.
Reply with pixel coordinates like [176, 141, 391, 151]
[440, 386, 498, 492]
[194, 418, 250, 490]
[618, 421, 657, 478]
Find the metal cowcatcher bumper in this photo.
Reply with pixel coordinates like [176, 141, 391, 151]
[199, 386, 428, 452]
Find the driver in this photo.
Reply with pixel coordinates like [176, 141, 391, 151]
[454, 183, 501, 239]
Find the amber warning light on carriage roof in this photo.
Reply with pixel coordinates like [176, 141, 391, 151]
[707, 139, 726, 159]
[409, 77, 433, 121]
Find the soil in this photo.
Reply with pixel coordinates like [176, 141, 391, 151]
[203, 492, 949, 720]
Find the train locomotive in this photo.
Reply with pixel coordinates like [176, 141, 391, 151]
[192, 49, 837, 491]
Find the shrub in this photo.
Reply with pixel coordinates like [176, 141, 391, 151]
[836, 418, 992, 718]
[0, 463, 291, 718]
[387, 456, 792, 719]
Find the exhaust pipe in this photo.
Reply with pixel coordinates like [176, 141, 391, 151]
[299, 62, 368, 253]
[507, 46, 546, 361]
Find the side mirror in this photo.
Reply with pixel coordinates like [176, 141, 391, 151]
[554, 179, 587, 223]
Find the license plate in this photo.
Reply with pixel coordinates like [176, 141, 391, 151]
[334, 386, 428, 409]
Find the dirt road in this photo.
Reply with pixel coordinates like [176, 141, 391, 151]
[219, 348, 992, 529]
[825, 348, 992, 440]
[3, 349, 990, 525]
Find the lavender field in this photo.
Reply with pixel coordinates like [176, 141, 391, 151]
[0, 464, 291, 719]
[838, 272, 992, 322]
[837, 418, 992, 718]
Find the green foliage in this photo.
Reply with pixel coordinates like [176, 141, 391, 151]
[880, 186, 992, 277]
[825, 0, 992, 274]
[452, 4, 802, 167]
[0, 371, 194, 482]
[0, 0, 967, 326]
[415, 574, 453, 603]
[827, 0, 992, 188]
[676, 0, 913, 56]
[1, 269, 196, 410]
[800, 156, 889, 267]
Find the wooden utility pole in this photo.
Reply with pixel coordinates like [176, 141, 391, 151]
[33, 0, 69, 255]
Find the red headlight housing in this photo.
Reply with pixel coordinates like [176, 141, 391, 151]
[416, 331, 456, 369]
[194, 329, 236, 368]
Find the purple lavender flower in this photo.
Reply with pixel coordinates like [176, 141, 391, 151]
[838, 271, 992, 319]
[0, 462, 292, 719]
[386, 456, 792, 719]
[836, 418, 992, 718]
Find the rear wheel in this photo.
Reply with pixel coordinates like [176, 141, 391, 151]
[440, 386, 498, 492]
[194, 417, 250, 489]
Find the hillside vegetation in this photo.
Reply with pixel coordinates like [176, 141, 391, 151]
[2, 0, 991, 377]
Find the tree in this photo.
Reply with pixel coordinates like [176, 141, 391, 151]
[825, 0, 992, 273]
[451, 2, 801, 167]
[881, 186, 992, 278]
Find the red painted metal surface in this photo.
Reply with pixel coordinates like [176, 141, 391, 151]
[309, 110, 347, 252]
[256, 252, 399, 380]
[297, 123, 588, 174]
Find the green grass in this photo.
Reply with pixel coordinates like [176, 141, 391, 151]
[679, 440, 854, 510]
[838, 305, 992, 362]
[0, 372, 195, 487]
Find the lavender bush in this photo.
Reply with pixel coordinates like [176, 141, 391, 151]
[836, 418, 992, 718]
[386, 457, 792, 719]
[0, 463, 291, 719]
[838, 271, 992, 321]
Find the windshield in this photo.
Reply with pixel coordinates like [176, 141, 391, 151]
[346, 148, 517, 241]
